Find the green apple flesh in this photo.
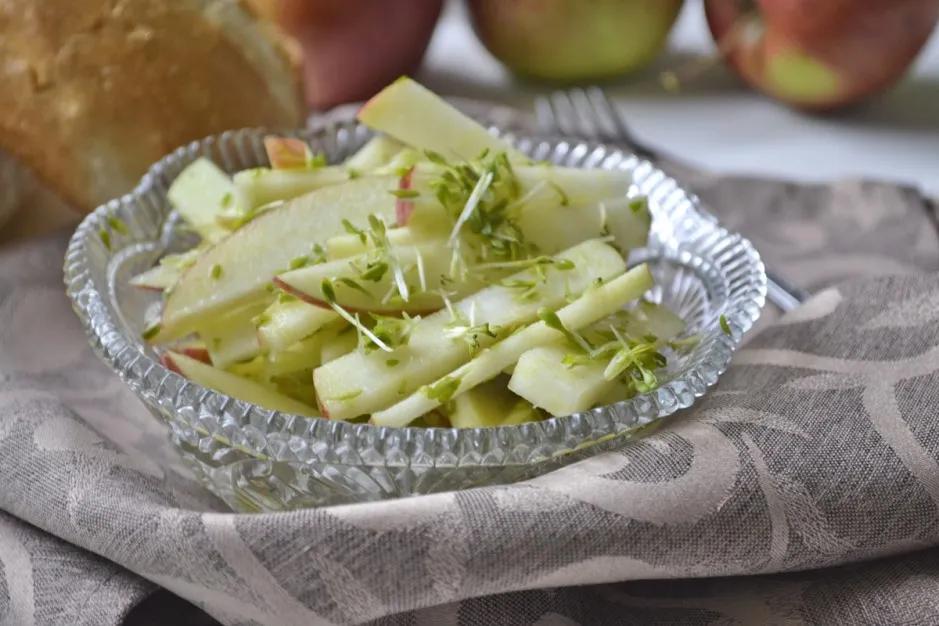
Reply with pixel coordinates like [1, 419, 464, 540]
[467, 0, 684, 82]
[313, 239, 627, 420]
[448, 377, 541, 428]
[357, 77, 526, 162]
[705, 0, 939, 110]
[167, 158, 234, 243]
[163, 351, 319, 417]
[371, 263, 654, 427]
[157, 176, 398, 342]
[255, 298, 338, 353]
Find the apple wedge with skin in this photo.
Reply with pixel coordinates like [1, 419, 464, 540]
[256, 298, 339, 353]
[447, 376, 541, 428]
[508, 301, 685, 416]
[357, 76, 527, 162]
[167, 158, 235, 244]
[313, 239, 627, 420]
[371, 263, 654, 427]
[345, 135, 404, 171]
[318, 325, 358, 364]
[408, 163, 633, 211]
[514, 190, 651, 254]
[233, 166, 353, 211]
[275, 241, 481, 314]
[196, 301, 266, 369]
[324, 226, 420, 261]
[155, 176, 399, 343]
[129, 248, 203, 292]
[163, 351, 320, 417]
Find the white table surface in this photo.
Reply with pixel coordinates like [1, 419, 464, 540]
[420, 1, 939, 197]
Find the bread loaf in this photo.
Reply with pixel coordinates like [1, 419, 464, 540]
[0, 0, 305, 214]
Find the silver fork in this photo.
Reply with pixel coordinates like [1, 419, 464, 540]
[534, 87, 806, 312]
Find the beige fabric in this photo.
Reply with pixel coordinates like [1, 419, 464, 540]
[1, 166, 938, 623]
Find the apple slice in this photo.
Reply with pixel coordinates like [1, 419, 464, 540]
[167, 158, 234, 243]
[319, 326, 358, 364]
[156, 176, 399, 342]
[345, 135, 404, 171]
[508, 302, 685, 416]
[371, 263, 654, 427]
[263, 334, 324, 376]
[197, 302, 266, 369]
[513, 166, 631, 206]
[313, 239, 627, 420]
[264, 136, 315, 170]
[407, 163, 630, 207]
[518, 194, 651, 254]
[275, 241, 479, 314]
[256, 298, 339, 353]
[129, 248, 203, 292]
[234, 166, 352, 211]
[357, 77, 527, 162]
[324, 226, 419, 261]
[163, 351, 319, 417]
[448, 376, 541, 428]
[509, 345, 623, 417]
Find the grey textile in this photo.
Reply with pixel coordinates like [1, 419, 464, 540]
[1, 168, 938, 625]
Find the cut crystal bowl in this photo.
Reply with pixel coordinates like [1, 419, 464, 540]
[65, 117, 766, 511]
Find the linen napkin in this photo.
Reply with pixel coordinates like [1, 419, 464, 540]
[1, 158, 939, 623]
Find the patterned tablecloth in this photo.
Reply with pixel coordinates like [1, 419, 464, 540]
[1, 108, 939, 625]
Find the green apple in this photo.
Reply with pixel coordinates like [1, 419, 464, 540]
[467, 0, 684, 82]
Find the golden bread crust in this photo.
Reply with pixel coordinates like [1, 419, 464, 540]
[0, 0, 304, 211]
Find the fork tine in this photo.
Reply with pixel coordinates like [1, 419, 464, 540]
[585, 87, 658, 160]
[582, 88, 620, 138]
[534, 97, 557, 135]
[567, 88, 602, 140]
[585, 87, 635, 143]
[548, 91, 580, 137]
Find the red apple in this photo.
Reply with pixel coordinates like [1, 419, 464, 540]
[467, 0, 684, 82]
[251, 0, 443, 110]
[705, 0, 939, 110]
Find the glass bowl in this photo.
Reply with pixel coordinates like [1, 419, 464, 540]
[64, 117, 766, 511]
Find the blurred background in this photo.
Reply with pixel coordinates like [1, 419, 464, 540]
[421, 0, 939, 194]
[2, 0, 938, 243]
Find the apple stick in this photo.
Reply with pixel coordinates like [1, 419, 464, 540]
[234, 166, 352, 211]
[370, 264, 654, 427]
[256, 299, 338, 353]
[313, 239, 627, 420]
[164, 352, 319, 417]
[157, 176, 398, 342]
[357, 77, 527, 162]
[167, 158, 235, 243]
[345, 135, 404, 171]
[275, 241, 479, 314]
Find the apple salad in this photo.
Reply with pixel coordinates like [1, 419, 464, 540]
[135, 77, 691, 428]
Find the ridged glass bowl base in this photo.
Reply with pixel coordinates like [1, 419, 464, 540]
[66, 118, 766, 511]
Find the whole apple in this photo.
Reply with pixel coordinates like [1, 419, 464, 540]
[467, 0, 684, 82]
[705, 0, 939, 110]
[251, 0, 443, 109]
